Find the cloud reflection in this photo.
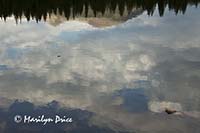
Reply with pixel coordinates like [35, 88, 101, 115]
[0, 6, 200, 132]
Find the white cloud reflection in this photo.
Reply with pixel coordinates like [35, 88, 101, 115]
[0, 6, 200, 132]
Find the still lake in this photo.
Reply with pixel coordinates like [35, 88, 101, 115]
[0, 0, 200, 133]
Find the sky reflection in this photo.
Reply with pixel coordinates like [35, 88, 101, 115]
[0, 5, 200, 133]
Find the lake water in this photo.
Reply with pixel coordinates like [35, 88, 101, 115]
[0, 0, 200, 133]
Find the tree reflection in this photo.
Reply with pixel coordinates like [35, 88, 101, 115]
[0, 0, 199, 22]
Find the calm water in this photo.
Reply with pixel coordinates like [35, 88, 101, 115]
[0, 0, 200, 133]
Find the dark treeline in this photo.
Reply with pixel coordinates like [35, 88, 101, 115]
[0, 0, 199, 22]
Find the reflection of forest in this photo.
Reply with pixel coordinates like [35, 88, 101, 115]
[0, 0, 199, 22]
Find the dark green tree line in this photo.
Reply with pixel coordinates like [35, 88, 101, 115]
[0, 0, 199, 22]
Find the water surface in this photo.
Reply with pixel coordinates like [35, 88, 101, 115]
[0, 0, 200, 133]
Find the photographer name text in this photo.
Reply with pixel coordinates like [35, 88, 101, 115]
[14, 115, 73, 125]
